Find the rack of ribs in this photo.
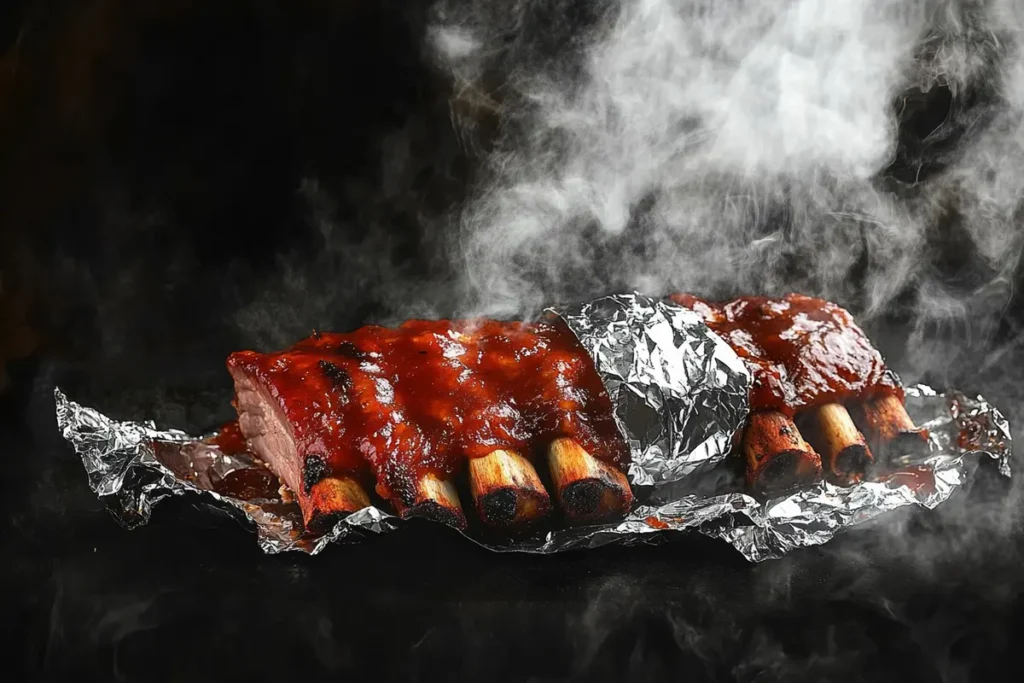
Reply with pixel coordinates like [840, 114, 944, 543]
[227, 319, 632, 532]
[670, 293, 928, 492]
[225, 294, 927, 532]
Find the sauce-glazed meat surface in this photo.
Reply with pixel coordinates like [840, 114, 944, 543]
[669, 293, 901, 415]
[227, 319, 627, 512]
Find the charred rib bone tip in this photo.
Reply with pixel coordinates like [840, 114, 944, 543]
[306, 476, 371, 531]
[853, 395, 929, 458]
[743, 411, 822, 493]
[547, 438, 632, 523]
[401, 472, 467, 530]
[469, 449, 551, 528]
[802, 403, 874, 484]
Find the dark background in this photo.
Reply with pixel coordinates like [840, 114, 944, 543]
[3, 1, 1024, 681]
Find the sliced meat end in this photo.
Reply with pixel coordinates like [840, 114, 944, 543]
[227, 362, 369, 528]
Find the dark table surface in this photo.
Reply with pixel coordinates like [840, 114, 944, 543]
[4, 355, 1024, 683]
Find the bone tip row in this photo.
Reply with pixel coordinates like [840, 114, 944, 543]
[305, 439, 633, 532]
[746, 396, 926, 493]
[303, 396, 919, 531]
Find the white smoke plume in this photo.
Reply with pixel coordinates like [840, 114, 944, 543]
[426, 0, 1024, 389]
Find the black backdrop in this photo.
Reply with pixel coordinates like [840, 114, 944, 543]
[3, 2, 1024, 681]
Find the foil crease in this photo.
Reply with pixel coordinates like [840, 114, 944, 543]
[550, 293, 751, 487]
[55, 295, 1012, 560]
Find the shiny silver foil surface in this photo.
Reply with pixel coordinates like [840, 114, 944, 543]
[551, 293, 751, 487]
[55, 295, 1012, 561]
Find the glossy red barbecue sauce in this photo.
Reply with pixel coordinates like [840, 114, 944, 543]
[228, 319, 627, 505]
[877, 465, 936, 497]
[669, 293, 902, 415]
[210, 420, 248, 455]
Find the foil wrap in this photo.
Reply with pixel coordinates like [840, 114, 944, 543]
[55, 294, 1012, 561]
[551, 293, 751, 487]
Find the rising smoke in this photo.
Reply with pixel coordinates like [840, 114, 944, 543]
[428, 0, 1024, 380]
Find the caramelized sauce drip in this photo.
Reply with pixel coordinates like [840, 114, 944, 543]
[877, 465, 936, 496]
[643, 516, 670, 530]
[213, 467, 280, 500]
[670, 293, 901, 415]
[210, 420, 248, 455]
[228, 319, 627, 505]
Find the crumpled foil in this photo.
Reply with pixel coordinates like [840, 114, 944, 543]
[54, 294, 1013, 561]
[552, 293, 751, 487]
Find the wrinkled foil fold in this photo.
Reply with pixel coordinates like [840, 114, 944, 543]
[550, 293, 751, 487]
[55, 294, 1012, 561]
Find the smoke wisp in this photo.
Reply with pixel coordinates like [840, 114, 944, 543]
[421, 1, 1006, 373]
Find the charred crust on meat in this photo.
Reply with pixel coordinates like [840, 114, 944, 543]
[334, 341, 364, 359]
[479, 490, 517, 526]
[561, 480, 606, 519]
[318, 359, 352, 390]
[303, 454, 330, 494]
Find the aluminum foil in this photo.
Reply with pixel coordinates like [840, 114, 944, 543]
[54, 294, 1012, 561]
[551, 293, 751, 487]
